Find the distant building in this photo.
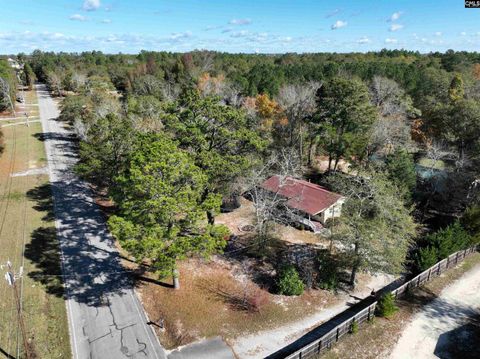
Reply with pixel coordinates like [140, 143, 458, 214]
[7, 58, 21, 70]
[260, 175, 345, 233]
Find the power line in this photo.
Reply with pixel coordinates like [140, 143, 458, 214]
[2, 261, 31, 359]
[0, 237, 266, 280]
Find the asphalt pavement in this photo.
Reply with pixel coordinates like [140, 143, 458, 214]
[37, 84, 167, 359]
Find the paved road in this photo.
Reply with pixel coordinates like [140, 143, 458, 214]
[37, 84, 167, 359]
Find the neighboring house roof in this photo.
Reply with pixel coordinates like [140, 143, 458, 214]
[260, 175, 344, 216]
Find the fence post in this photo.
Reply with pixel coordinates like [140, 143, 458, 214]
[299, 351, 302, 359]
[437, 262, 441, 275]
[427, 268, 432, 281]
[368, 305, 371, 321]
[336, 327, 340, 341]
[417, 275, 421, 287]
[318, 340, 322, 353]
[446, 256, 450, 269]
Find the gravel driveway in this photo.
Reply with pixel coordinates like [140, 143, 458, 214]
[389, 263, 480, 359]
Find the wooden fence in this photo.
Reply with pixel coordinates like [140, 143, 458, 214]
[280, 246, 478, 359]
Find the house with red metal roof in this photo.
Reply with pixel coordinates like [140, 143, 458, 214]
[259, 175, 345, 233]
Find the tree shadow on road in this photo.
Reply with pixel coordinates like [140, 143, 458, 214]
[434, 313, 480, 359]
[25, 180, 135, 307]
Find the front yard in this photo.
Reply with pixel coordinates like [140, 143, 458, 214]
[116, 198, 395, 356]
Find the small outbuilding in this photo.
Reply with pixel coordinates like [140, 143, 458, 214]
[259, 175, 345, 233]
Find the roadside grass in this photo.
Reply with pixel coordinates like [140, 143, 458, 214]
[0, 89, 40, 121]
[0, 92, 71, 359]
[320, 252, 480, 359]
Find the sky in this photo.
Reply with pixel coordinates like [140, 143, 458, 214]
[0, 0, 480, 54]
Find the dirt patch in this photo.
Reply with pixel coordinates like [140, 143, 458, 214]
[11, 167, 48, 177]
[216, 197, 330, 246]
[313, 155, 353, 174]
[135, 256, 338, 350]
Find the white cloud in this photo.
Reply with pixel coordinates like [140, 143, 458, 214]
[83, 0, 101, 11]
[460, 31, 467, 36]
[326, 9, 341, 18]
[385, 38, 398, 44]
[389, 24, 404, 32]
[331, 20, 347, 30]
[101, 19, 111, 24]
[434, 31, 442, 36]
[229, 19, 252, 26]
[204, 25, 221, 31]
[222, 28, 233, 33]
[357, 36, 371, 44]
[69, 14, 87, 21]
[389, 11, 402, 22]
[170, 31, 192, 40]
[230, 30, 249, 38]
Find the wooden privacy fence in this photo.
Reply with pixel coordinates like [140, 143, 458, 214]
[280, 246, 478, 359]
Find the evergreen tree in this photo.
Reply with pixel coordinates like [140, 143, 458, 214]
[108, 133, 229, 288]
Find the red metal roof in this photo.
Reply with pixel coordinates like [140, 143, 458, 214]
[260, 176, 343, 215]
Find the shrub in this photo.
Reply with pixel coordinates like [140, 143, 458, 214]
[245, 286, 270, 312]
[317, 250, 341, 290]
[376, 293, 398, 318]
[415, 246, 439, 272]
[426, 221, 472, 259]
[350, 320, 359, 334]
[462, 205, 480, 246]
[277, 265, 305, 296]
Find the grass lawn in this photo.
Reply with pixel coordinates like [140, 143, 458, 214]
[0, 90, 71, 359]
[320, 252, 480, 359]
[417, 157, 447, 170]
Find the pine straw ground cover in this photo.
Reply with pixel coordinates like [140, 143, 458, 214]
[320, 252, 480, 359]
[136, 256, 340, 349]
[107, 205, 386, 351]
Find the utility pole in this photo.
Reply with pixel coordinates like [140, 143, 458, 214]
[2, 260, 31, 359]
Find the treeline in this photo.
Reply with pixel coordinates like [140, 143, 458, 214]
[0, 58, 17, 155]
[25, 49, 480, 289]
[0, 59, 17, 113]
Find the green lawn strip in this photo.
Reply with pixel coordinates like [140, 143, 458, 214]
[0, 121, 71, 358]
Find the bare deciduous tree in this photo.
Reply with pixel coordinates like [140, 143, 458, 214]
[242, 149, 303, 241]
[47, 71, 64, 96]
[275, 82, 320, 158]
[370, 76, 406, 117]
[368, 76, 413, 156]
[71, 72, 87, 92]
